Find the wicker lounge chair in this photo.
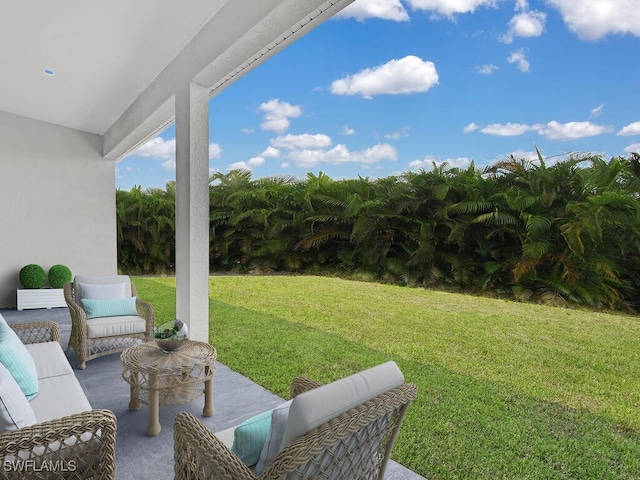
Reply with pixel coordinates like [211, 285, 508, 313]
[174, 361, 417, 479]
[64, 275, 154, 369]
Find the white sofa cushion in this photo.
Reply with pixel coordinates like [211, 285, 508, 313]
[280, 361, 404, 449]
[0, 362, 36, 432]
[25, 342, 74, 379]
[86, 315, 147, 338]
[29, 375, 92, 423]
[24, 341, 92, 422]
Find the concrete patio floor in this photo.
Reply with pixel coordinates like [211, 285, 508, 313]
[1, 306, 424, 480]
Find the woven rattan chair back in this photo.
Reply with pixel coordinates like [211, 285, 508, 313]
[173, 382, 417, 480]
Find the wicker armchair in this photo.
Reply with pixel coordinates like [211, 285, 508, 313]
[0, 321, 117, 480]
[64, 275, 155, 369]
[174, 362, 417, 480]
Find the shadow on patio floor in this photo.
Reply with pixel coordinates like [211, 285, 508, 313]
[1, 307, 424, 480]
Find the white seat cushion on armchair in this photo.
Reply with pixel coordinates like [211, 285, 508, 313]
[86, 316, 147, 338]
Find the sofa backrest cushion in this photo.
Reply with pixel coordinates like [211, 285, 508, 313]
[0, 362, 36, 432]
[74, 275, 132, 307]
[254, 400, 293, 474]
[0, 315, 39, 400]
[280, 361, 405, 449]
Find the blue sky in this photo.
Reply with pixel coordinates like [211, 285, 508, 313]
[116, 0, 640, 190]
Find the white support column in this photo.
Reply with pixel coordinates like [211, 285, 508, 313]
[175, 82, 210, 343]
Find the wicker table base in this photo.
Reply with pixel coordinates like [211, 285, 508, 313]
[121, 340, 216, 435]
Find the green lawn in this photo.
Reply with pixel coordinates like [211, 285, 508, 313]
[134, 275, 640, 479]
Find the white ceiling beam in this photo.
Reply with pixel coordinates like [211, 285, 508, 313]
[103, 0, 354, 161]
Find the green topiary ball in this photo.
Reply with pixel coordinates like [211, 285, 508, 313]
[47, 264, 72, 289]
[19, 264, 47, 289]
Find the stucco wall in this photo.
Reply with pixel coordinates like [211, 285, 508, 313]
[0, 111, 117, 307]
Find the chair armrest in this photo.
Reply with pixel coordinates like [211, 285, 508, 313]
[131, 282, 155, 341]
[64, 282, 89, 329]
[290, 376, 322, 398]
[0, 409, 117, 480]
[9, 321, 61, 344]
[135, 297, 155, 340]
[174, 412, 257, 480]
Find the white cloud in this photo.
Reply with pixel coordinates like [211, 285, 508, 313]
[330, 55, 438, 99]
[288, 143, 398, 168]
[409, 155, 472, 171]
[538, 120, 613, 140]
[547, 0, 640, 40]
[384, 128, 410, 139]
[226, 157, 265, 172]
[248, 157, 265, 167]
[133, 137, 222, 171]
[135, 137, 175, 160]
[209, 143, 222, 159]
[227, 155, 266, 171]
[406, 0, 499, 17]
[507, 49, 530, 72]
[591, 103, 606, 118]
[501, 10, 546, 44]
[260, 146, 281, 157]
[617, 121, 640, 136]
[474, 120, 613, 140]
[161, 159, 175, 170]
[481, 122, 537, 136]
[508, 149, 540, 161]
[624, 143, 640, 153]
[463, 122, 480, 133]
[227, 161, 251, 171]
[242, 128, 254, 134]
[475, 64, 499, 74]
[340, 125, 356, 135]
[258, 99, 302, 133]
[336, 0, 410, 21]
[271, 133, 333, 150]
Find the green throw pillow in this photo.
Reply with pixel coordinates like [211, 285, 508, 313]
[0, 315, 39, 400]
[231, 410, 273, 467]
[81, 297, 138, 319]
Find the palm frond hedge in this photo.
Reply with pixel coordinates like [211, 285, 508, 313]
[117, 152, 640, 312]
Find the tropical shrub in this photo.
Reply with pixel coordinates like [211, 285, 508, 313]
[116, 153, 640, 312]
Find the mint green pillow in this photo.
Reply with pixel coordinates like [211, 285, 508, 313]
[231, 410, 273, 467]
[0, 315, 38, 400]
[81, 297, 138, 319]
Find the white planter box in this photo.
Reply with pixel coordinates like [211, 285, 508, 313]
[17, 288, 66, 311]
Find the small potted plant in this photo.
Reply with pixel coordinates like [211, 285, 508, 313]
[16, 263, 70, 310]
[154, 319, 189, 351]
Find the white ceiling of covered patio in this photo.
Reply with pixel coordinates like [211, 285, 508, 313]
[0, 0, 352, 159]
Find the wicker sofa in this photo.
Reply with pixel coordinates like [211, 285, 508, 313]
[0, 317, 116, 479]
[174, 361, 417, 479]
